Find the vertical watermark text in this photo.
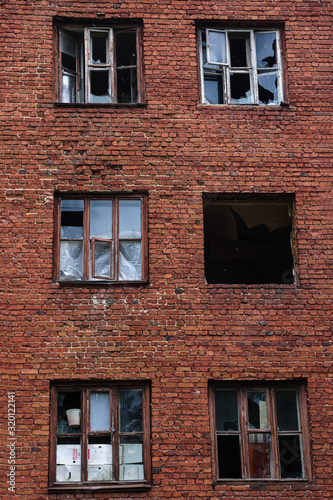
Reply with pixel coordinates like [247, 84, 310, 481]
[7, 392, 16, 493]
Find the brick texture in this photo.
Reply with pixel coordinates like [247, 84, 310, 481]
[0, 0, 332, 499]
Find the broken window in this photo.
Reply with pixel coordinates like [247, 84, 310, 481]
[200, 28, 283, 105]
[50, 383, 151, 490]
[54, 194, 147, 283]
[57, 24, 143, 104]
[203, 197, 296, 284]
[209, 383, 311, 482]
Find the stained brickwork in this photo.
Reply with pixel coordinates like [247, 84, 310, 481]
[0, 0, 332, 499]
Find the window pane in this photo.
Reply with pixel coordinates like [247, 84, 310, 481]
[90, 70, 111, 103]
[258, 70, 279, 105]
[56, 436, 81, 482]
[229, 34, 250, 67]
[230, 72, 253, 104]
[119, 242, 142, 280]
[204, 72, 224, 104]
[91, 32, 108, 64]
[119, 200, 141, 238]
[255, 32, 277, 69]
[217, 435, 242, 478]
[248, 433, 272, 478]
[90, 200, 112, 239]
[88, 436, 112, 481]
[60, 241, 83, 280]
[119, 389, 143, 433]
[90, 392, 110, 431]
[248, 391, 268, 430]
[116, 67, 138, 103]
[57, 392, 81, 434]
[90, 241, 111, 279]
[215, 390, 239, 431]
[207, 31, 227, 64]
[275, 390, 300, 431]
[119, 435, 144, 480]
[279, 435, 304, 478]
[115, 31, 137, 67]
[62, 73, 77, 103]
[61, 199, 84, 239]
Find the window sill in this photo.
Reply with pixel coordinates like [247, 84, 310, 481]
[48, 482, 151, 493]
[54, 102, 147, 109]
[198, 102, 290, 109]
[57, 280, 149, 287]
[214, 478, 309, 486]
[205, 282, 298, 289]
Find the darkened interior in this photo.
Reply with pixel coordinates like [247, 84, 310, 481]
[204, 199, 294, 284]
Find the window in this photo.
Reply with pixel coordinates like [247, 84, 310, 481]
[199, 28, 283, 105]
[203, 196, 296, 284]
[209, 383, 311, 482]
[54, 194, 148, 283]
[57, 23, 143, 104]
[49, 382, 151, 490]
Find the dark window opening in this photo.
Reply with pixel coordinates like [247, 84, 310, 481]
[203, 198, 295, 284]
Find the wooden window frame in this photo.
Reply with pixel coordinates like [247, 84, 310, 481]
[53, 193, 148, 285]
[209, 382, 312, 484]
[56, 22, 144, 105]
[49, 381, 151, 492]
[199, 28, 284, 105]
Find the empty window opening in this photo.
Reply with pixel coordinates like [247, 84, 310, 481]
[203, 197, 295, 284]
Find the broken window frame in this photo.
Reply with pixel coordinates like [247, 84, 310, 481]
[57, 23, 144, 104]
[49, 382, 151, 491]
[53, 194, 148, 284]
[209, 382, 311, 483]
[203, 196, 297, 285]
[199, 28, 283, 105]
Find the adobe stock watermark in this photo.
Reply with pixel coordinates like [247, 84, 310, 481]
[7, 391, 16, 493]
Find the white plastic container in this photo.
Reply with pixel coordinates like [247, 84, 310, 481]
[66, 408, 81, 427]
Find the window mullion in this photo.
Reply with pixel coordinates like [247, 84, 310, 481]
[110, 29, 116, 103]
[268, 388, 280, 478]
[225, 32, 231, 104]
[83, 198, 90, 280]
[114, 198, 119, 280]
[81, 389, 88, 483]
[112, 388, 119, 481]
[239, 388, 249, 479]
[84, 28, 90, 103]
[250, 31, 258, 104]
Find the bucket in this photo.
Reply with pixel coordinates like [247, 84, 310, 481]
[66, 408, 81, 428]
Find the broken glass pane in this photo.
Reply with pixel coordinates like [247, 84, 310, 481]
[119, 200, 141, 238]
[91, 241, 111, 278]
[258, 70, 279, 104]
[229, 34, 250, 67]
[61, 199, 84, 239]
[115, 31, 137, 67]
[90, 71, 111, 103]
[215, 390, 239, 431]
[217, 435, 242, 478]
[90, 200, 112, 239]
[275, 390, 299, 431]
[279, 434, 304, 478]
[255, 32, 277, 69]
[90, 392, 110, 431]
[119, 242, 142, 280]
[230, 72, 253, 104]
[60, 241, 83, 280]
[248, 391, 268, 430]
[207, 31, 227, 65]
[91, 32, 108, 64]
[119, 389, 143, 433]
[248, 433, 272, 478]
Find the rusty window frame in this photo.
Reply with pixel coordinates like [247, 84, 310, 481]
[57, 23, 144, 104]
[209, 382, 311, 483]
[49, 382, 151, 492]
[53, 194, 148, 284]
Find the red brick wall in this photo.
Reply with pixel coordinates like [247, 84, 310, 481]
[0, 0, 332, 498]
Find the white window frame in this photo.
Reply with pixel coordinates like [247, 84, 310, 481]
[200, 28, 283, 105]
